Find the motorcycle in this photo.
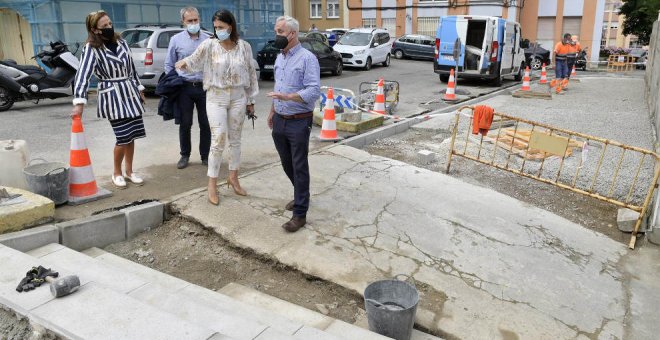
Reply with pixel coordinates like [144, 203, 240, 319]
[575, 47, 588, 71]
[0, 41, 79, 112]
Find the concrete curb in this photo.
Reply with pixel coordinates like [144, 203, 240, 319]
[0, 201, 165, 252]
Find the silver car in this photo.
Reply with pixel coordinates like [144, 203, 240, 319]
[121, 25, 258, 91]
[120, 25, 189, 90]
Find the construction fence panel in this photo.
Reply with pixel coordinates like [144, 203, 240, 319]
[446, 106, 660, 249]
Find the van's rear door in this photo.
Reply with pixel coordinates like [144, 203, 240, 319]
[437, 16, 467, 70]
[480, 18, 496, 73]
[501, 21, 515, 73]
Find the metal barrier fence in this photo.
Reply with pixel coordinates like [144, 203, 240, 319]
[607, 54, 635, 72]
[446, 106, 660, 249]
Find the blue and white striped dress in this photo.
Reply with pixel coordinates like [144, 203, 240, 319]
[73, 39, 146, 145]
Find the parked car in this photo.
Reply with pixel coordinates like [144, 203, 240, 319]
[391, 34, 435, 60]
[256, 37, 343, 80]
[629, 48, 647, 69]
[522, 41, 551, 70]
[333, 28, 392, 70]
[325, 28, 350, 46]
[299, 31, 329, 46]
[434, 16, 525, 86]
[121, 25, 258, 91]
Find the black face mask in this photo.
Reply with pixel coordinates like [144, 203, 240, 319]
[100, 27, 114, 40]
[273, 34, 289, 49]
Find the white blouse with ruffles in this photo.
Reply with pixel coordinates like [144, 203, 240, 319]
[183, 39, 259, 104]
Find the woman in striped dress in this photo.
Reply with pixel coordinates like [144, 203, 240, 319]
[71, 10, 147, 189]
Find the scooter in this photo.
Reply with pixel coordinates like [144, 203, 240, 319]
[0, 41, 79, 112]
[575, 47, 588, 71]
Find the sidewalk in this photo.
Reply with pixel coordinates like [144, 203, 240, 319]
[172, 142, 660, 339]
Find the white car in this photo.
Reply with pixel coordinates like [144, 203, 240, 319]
[333, 28, 392, 70]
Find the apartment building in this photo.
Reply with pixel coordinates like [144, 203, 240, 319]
[345, 0, 605, 61]
[601, 0, 639, 48]
[283, 0, 351, 32]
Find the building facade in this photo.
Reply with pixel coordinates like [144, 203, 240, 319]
[345, 0, 606, 61]
[0, 0, 283, 63]
[601, 0, 639, 48]
[283, 0, 351, 32]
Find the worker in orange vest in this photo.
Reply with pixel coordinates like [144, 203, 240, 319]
[567, 35, 581, 79]
[553, 33, 572, 88]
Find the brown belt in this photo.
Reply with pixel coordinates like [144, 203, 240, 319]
[278, 112, 312, 120]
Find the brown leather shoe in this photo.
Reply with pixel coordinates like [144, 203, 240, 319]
[282, 216, 306, 232]
[285, 200, 294, 211]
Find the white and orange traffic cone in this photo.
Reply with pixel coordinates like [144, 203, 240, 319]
[372, 78, 386, 115]
[68, 115, 111, 205]
[443, 69, 457, 101]
[319, 88, 341, 141]
[539, 63, 547, 84]
[570, 64, 577, 78]
[521, 66, 531, 91]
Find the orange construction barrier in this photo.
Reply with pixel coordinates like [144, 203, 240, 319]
[521, 66, 531, 91]
[372, 78, 386, 114]
[319, 88, 341, 141]
[539, 63, 547, 84]
[68, 115, 111, 204]
[443, 69, 457, 101]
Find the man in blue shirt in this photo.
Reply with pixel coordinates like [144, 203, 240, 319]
[267, 16, 321, 233]
[164, 6, 211, 169]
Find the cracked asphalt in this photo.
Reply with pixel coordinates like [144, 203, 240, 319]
[171, 144, 660, 340]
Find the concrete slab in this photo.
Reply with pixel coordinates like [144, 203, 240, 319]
[180, 283, 305, 336]
[0, 224, 58, 252]
[0, 244, 89, 314]
[255, 327, 298, 340]
[56, 210, 125, 251]
[121, 201, 164, 239]
[172, 144, 657, 339]
[82, 247, 190, 292]
[30, 281, 217, 340]
[128, 283, 272, 340]
[0, 187, 54, 234]
[293, 326, 343, 340]
[617, 208, 644, 232]
[27, 244, 146, 294]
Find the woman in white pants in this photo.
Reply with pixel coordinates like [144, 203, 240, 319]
[176, 9, 258, 205]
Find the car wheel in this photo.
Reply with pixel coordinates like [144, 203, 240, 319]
[332, 61, 343, 76]
[439, 74, 449, 83]
[530, 57, 543, 71]
[382, 54, 390, 67]
[364, 57, 372, 71]
[0, 86, 14, 112]
[394, 50, 404, 59]
[514, 63, 524, 81]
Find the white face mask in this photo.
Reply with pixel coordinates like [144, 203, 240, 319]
[215, 29, 230, 41]
[186, 23, 200, 34]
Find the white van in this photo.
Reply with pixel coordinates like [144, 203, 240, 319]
[333, 28, 392, 70]
[433, 16, 525, 86]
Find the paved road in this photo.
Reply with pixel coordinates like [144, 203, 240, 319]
[1, 58, 518, 220]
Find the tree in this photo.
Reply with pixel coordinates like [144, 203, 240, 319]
[619, 0, 660, 45]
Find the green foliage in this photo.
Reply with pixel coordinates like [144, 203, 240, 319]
[619, 0, 660, 45]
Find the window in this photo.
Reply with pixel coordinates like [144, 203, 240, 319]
[310, 1, 322, 19]
[157, 31, 182, 48]
[121, 30, 153, 48]
[382, 18, 396, 34]
[327, 0, 339, 18]
[417, 17, 439, 37]
[362, 19, 376, 28]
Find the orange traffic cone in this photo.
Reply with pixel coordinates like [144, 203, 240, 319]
[521, 66, 531, 91]
[68, 115, 111, 205]
[443, 69, 457, 101]
[319, 88, 341, 141]
[372, 78, 386, 114]
[539, 63, 547, 84]
[570, 65, 577, 78]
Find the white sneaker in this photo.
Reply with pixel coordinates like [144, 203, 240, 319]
[125, 173, 144, 186]
[111, 175, 127, 189]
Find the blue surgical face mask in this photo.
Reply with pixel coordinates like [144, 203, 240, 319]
[215, 29, 230, 41]
[186, 23, 200, 34]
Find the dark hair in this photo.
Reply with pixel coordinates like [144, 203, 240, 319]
[85, 11, 120, 48]
[563, 33, 572, 40]
[212, 9, 239, 43]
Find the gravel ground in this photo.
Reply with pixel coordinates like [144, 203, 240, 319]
[0, 307, 59, 340]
